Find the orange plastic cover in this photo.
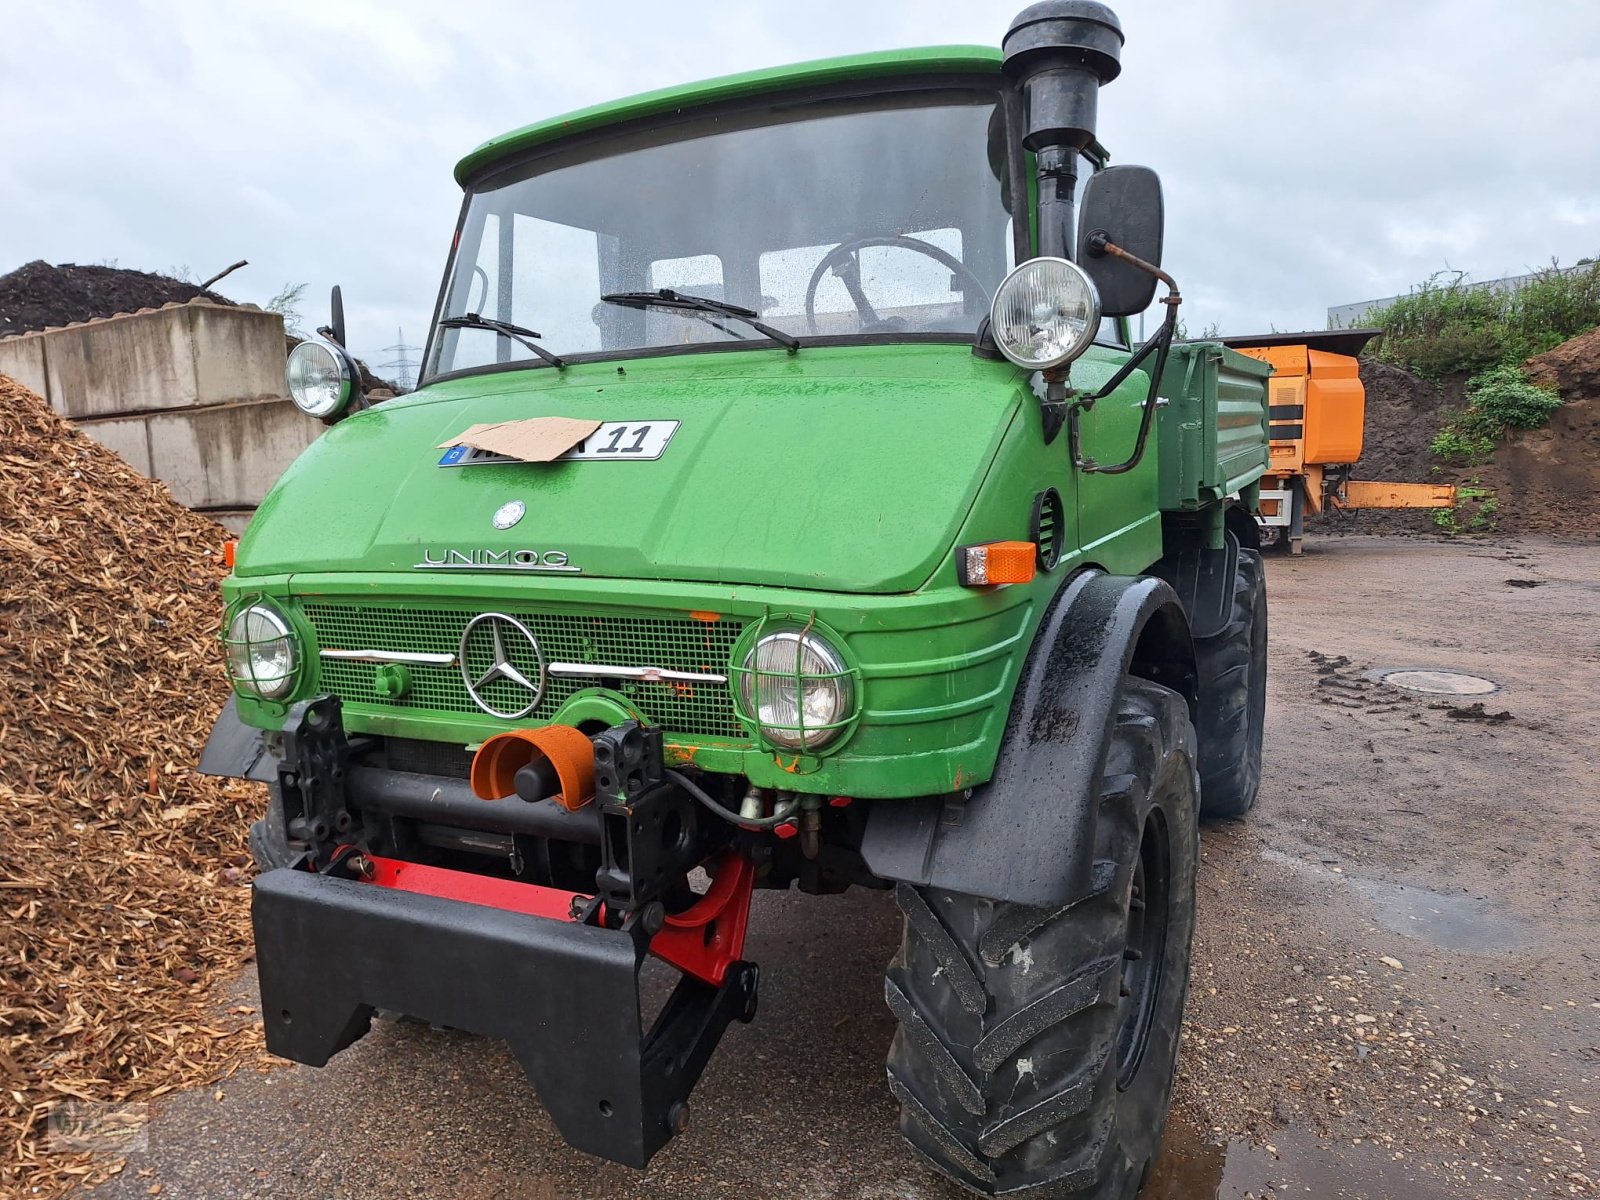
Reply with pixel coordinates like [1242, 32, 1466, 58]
[1233, 343, 1308, 377]
[1304, 349, 1365, 464]
[471, 725, 596, 811]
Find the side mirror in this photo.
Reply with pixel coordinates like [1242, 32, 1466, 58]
[1077, 165, 1164, 317]
[318, 285, 348, 348]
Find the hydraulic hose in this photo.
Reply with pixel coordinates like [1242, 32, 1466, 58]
[665, 769, 798, 831]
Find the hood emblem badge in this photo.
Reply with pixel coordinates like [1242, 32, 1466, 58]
[459, 613, 546, 719]
[492, 500, 526, 530]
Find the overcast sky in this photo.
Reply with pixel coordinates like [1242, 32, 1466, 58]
[4, 0, 1599, 372]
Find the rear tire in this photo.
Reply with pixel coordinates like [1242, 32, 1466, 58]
[1194, 548, 1267, 819]
[885, 677, 1199, 1198]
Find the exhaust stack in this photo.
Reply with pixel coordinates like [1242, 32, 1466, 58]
[1002, 2, 1124, 259]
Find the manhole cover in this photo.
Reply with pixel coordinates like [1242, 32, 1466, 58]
[1378, 669, 1498, 696]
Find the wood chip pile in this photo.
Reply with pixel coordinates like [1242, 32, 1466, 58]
[0, 374, 266, 1195]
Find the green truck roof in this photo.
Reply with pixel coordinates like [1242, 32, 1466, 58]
[454, 45, 1004, 185]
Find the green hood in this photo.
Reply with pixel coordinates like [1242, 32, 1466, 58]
[239, 345, 1024, 595]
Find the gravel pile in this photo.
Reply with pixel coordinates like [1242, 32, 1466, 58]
[0, 374, 264, 1196]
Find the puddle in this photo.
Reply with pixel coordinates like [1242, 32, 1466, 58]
[1259, 849, 1534, 954]
[1345, 877, 1533, 953]
[1143, 1105, 1456, 1199]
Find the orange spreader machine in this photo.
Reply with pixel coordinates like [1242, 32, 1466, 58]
[1221, 329, 1455, 554]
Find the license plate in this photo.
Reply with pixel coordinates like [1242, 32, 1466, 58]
[439, 420, 680, 467]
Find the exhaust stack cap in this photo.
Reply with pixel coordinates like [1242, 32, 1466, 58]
[1002, 1, 1124, 152]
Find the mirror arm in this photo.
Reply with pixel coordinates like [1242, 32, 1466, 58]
[1064, 242, 1183, 474]
[1084, 230, 1177, 298]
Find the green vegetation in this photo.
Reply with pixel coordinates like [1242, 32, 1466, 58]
[1369, 262, 1583, 464]
[1369, 260, 1600, 378]
[1429, 427, 1495, 464]
[1432, 486, 1499, 536]
[1459, 364, 1564, 433]
[1431, 365, 1562, 463]
[266, 282, 309, 337]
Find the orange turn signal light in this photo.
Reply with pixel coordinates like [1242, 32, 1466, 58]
[223, 539, 237, 568]
[956, 541, 1036, 587]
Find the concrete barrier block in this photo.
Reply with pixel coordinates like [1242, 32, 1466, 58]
[76, 415, 154, 476]
[45, 308, 200, 417]
[146, 398, 320, 510]
[188, 304, 287, 406]
[39, 303, 288, 418]
[0, 335, 50, 399]
[211, 511, 255, 535]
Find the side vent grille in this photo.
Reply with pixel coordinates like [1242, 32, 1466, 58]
[1031, 487, 1064, 571]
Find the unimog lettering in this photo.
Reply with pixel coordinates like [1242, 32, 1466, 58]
[414, 548, 578, 572]
[210, 4, 1272, 1196]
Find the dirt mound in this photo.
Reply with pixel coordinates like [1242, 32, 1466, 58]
[0, 374, 263, 1195]
[1474, 392, 1600, 539]
[1524, 324, 1600, 400]
[0, 260, 236, 339]
[1324, 347, 1600, 541]
[1352, 359, 1461, 484]
[1313, 362, 1462, 539]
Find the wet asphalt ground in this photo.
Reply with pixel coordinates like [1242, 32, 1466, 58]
[87, 536, 1599, 1199]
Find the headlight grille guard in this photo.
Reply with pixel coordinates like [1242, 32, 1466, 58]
[220, 593, 303, 700]
[727, 611, 861, 757]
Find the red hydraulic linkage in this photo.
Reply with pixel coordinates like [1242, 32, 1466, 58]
[361, 855, 578, 922]
[655, 853, 755, 987]
[353, 851, 756, 988]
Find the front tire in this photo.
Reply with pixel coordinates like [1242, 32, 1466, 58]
[885, 678, 1199, 1198]
[247, 784, 299, 871]
[1193, 548, 1267, 819]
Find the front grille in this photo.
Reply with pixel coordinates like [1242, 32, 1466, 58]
[303, 603, 745, 738]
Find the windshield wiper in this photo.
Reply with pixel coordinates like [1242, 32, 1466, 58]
[438, 313, 566, 369]
[600, 289, 800, 353]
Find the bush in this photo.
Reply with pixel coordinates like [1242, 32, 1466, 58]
[1429, 365, 1561, 463]
[1370, 261, 1600, 378]
[1461, 364, 1563, 433]
[1429, 427, 1496, 463]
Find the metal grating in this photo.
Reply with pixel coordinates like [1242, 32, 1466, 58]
[385, 737, 475, 779]
[1032, 487, 1063, 571]
[303, 603, 745, 738]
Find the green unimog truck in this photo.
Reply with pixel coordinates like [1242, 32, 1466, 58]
[200, 3, 1272, 1195]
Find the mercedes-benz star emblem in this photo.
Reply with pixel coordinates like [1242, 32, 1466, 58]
[492, 500, 526, 530]
[459, 612, 546, 719]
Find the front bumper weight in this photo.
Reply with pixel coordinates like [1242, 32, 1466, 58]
[251, 867, 757, 1168]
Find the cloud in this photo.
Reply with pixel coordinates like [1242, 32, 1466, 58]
[3, 0, 1597, 363]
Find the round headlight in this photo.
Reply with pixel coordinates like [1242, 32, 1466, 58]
[286, 340, 353, 420]
[989, 256, 1102, 370]
[739, 631, 853, 750]
[225, 603, 298, 699]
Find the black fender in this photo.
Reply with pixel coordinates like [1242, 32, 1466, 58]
[197, 696, 276, 782]
[1226, 501, 1261, 553]
[860, 570, 1194, 908]
[1149, 527, 1240, 640]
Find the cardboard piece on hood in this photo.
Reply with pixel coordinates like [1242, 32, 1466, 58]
[437, 416, 602, 463]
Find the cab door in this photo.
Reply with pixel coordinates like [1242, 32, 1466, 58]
[1069, 339, 1162, 565]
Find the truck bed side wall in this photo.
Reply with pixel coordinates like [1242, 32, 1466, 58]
[1154, 342, 1271, 512]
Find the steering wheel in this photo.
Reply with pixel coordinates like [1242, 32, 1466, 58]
[803, 235, 989, 335]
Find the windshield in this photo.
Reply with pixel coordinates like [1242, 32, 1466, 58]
[427, 87, 1017, 379]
